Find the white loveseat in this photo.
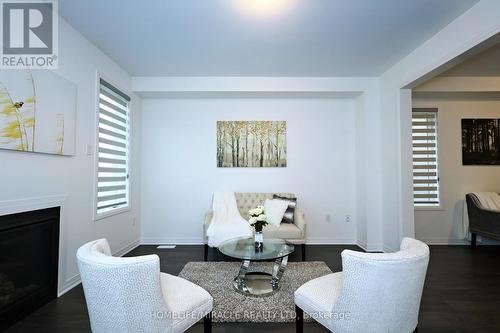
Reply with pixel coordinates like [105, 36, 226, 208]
[203, 192, 306, 261]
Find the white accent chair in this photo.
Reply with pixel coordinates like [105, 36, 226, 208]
[294, 237, 429, 333]
[77, 239, 213, 333]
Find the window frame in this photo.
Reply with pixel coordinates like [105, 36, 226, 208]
[412, 108, 441, 209]
[93, 72, 132, 221]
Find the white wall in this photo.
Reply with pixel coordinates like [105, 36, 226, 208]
[0, 18, 142, 295]
[415, 76, 500, 92]
[413, 97, 500, 244]
[355, 95, 368, 248]
[354, 91, 383, 251]
[140, 96, 357, 244]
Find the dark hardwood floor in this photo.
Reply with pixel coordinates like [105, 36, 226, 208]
[5, 245, 500, 333]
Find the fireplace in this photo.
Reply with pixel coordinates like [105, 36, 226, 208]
[0, 207, 60, 331]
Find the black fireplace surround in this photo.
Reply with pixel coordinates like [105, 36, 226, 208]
[0, 207, 60, 332]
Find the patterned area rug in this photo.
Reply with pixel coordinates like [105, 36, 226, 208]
[178, 261, 332, 323]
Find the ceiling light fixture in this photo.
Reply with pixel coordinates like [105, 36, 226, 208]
[234, 0, 293, 18]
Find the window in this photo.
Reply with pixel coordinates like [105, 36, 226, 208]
[412, 108, 440, 207]
[95, 78, 130, 218]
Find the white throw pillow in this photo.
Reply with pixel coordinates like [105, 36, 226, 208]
[264, 199, 289, 227]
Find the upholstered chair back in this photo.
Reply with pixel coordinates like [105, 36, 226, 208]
[77, 239, 169, 333]
[331, 238, 429, 332]
[234, 192, 295, 219]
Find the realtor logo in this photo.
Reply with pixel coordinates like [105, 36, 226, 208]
[1, 0, 58, 68]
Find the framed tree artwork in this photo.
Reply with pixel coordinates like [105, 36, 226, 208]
[217, 121, 287, 168]
[462, 119, 500, 165]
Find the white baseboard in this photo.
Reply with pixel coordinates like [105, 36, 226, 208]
[58, 273, 81, 297]
[356, 239, 383, 252]
[418, 237, 500, 245]
[141, 237, 204, 245]
[356, 239, 367, 250]
[419, 237, 470, 245]
[306, 237, 356, 245]
[142, 236, 364, 246]
[383, 244, 397, 253]
[57, 239, 141, 297]
[114, 239, 141, 256]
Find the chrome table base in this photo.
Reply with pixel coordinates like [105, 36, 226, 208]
[232, 256, 289, 297]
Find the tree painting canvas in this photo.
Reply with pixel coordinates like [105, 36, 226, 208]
[462, 119, 500, 165]
[0, 70, 76, 156]
[217, 121, 287, 167]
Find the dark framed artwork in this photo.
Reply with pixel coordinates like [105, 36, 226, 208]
[462, 119, 500, 165]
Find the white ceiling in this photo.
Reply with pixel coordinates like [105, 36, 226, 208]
[59, 0, 479, 77]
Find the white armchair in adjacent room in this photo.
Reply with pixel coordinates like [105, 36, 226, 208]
[77, 239, 213, 333]
[294, 237, 429, 333]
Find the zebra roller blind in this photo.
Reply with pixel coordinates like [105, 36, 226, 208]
[96, 79, 130, 215]
[412, 108, 440, 206]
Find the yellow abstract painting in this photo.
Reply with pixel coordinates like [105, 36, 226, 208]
[0, 70, 76, 155]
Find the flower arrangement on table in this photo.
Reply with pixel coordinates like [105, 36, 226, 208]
[249, 205, 268, 250]
[248, 205, 268, 232]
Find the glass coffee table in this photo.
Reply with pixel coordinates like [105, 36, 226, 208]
[218, 237, 295, 297]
